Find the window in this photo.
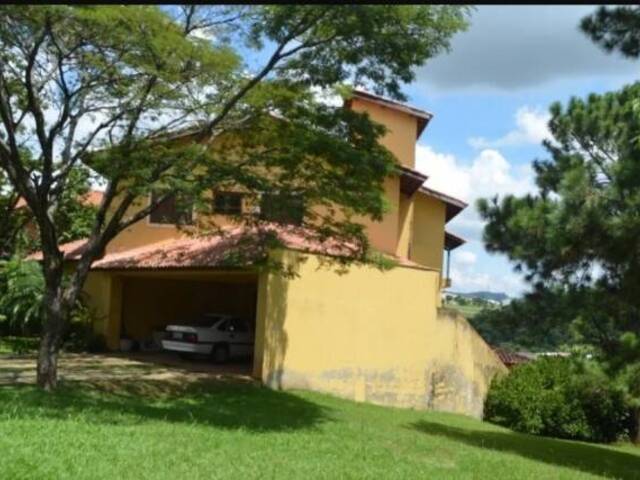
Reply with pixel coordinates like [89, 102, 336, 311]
[213, 192, 243, 215]
[259, 192, 304, 225]
[217, 320, 229, 332]
[149, 192, 193, 225]
[228, 318, 249, 333]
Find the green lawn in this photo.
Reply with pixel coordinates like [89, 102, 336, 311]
[0, 371, 639, 479]
[446, 302, 491, 319]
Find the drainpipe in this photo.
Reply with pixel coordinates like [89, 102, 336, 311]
[446, 248, 451, 281]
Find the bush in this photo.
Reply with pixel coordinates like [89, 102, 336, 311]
[484, 357, 629, 443]
[0, 258, 44, 335]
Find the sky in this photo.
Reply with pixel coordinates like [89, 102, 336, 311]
[399, 5, 638, 297]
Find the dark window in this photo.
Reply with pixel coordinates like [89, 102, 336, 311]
[217, 320, 229, 332]
[149, 192, 193, 225]
[259, 193, 304, 225]
[213, 192, 243, 215]
[228, 318, 249, 333]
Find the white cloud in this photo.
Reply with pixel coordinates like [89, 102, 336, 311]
[456, 250, 477, 266]
[310, 86, 344, 107]
[469, 106, 551, 149]
[415, 145, 535, 236]
[450, 264, 525, 297]
[416, 143, 535, 297]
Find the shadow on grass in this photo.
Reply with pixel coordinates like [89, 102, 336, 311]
[0, 378, 331, 433]
[410, 420, 640, 479]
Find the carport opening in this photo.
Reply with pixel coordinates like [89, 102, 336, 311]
[118, 271, 259, 374]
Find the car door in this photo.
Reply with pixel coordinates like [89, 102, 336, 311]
[227, 318, 251, 357]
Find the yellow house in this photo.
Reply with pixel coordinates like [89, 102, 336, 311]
[60, 90, 506, 418]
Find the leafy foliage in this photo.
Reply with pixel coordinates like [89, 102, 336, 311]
[0, 258, 44, 335]
[477, 83, 640, 440]
[581, 6, 640, 59]
[469, 288, 575, 352]
[485, 357, 629, 443]
[0, 258, 94, 344]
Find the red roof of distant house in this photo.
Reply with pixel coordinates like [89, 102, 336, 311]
[15, 190, 104, 209]
[492, 347, 530, 368]
[29, 225, 431, 271]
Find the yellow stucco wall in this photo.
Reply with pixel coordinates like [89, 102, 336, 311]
[254, 250, 506, 418]
[350, 97, 417, 169]
[83, 271, 122, 349]
[410, 193, 446, 271]
[395, 194, 414, 258]
[359, 176, 401, 255]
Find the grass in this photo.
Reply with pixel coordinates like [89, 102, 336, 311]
[446, 302, 490, 319]
[0, 366, 639, 480]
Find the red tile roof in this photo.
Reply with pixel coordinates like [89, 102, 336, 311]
[15, 190, 104, 209]
[492, 347, 530, 368]
[31, 225, 430, 271]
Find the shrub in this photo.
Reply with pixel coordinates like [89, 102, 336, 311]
[0, 258, 96, 346]
[484, 357, 629, 443]
[0, 258, 44, 335]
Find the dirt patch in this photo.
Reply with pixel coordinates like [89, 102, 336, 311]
[0, 352, 254, 386]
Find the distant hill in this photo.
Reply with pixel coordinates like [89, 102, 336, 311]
[447, 291, 509, 303]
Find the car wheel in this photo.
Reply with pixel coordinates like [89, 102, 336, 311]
[212, 344, 229, 364]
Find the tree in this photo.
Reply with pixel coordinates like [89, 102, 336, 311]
[470, 287, 576, 352]
[1, 164, 98, 258]
[477, 82, 640, 441]
[581, 6, 640, 59]
[0, 5, 470, 389]
[0, 170, 24, 258]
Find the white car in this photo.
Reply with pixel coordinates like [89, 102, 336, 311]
[161, 313, 254, 363]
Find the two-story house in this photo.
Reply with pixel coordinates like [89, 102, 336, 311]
[56, 90, 506, 418]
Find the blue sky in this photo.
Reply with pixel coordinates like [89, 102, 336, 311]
[401, 5, 638, 297]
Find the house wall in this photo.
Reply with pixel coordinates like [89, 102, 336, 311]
[83, 271, 122, 350]
[254, 250, 506, 418]
[410, 193, 446, 271]
[395, 194, 414, 258]
[358, 176, 401, 255]
[350, 97, 417, 169]
[100, 96, 445, 266]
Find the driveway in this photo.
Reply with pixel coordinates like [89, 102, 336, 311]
[0, 352, 254, 386]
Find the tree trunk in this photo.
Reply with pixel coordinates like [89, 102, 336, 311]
[35, 247, 96, 390]
[632, 407, 640, 444]
[36, 256, 68, 391]
[36, 329, 61, 391]
[36, 294, 65, 391]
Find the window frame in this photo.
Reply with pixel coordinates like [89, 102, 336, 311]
[147, 191, 194, 227]
[213, 191, 244, 216]
[259, 191, 305, 226]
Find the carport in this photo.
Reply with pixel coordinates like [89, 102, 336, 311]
[79, 232, 273, 375]
[93, 269, 260, 373]
[119, 270, 258, 348]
